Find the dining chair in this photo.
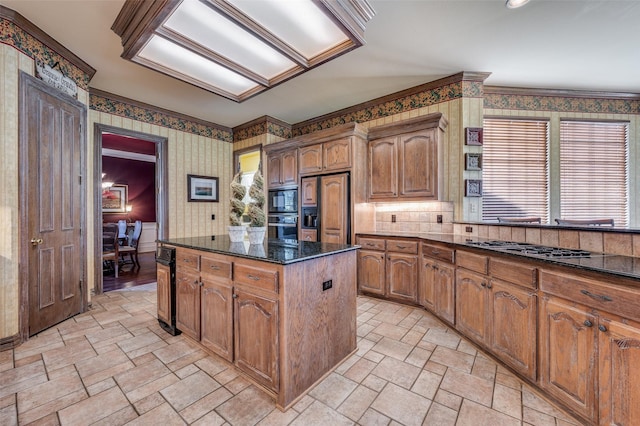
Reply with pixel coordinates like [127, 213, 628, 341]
[117, 220, 128, 245]
[102, 223, 120, 277]
[497, 217, 542, 224]
[555, 218, 615, 227]
[119, 220, 143, 267]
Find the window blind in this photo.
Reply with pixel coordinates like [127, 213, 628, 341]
[559, 121, 628, 227]
[482, 119, 549, 223]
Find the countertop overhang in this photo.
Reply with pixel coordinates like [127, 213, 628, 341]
[158, 236, 359, 265]
[358, 231, 640, 281]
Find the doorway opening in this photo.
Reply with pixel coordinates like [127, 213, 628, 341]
[93, 124, 168, 294]
[234, 146, 262, 224]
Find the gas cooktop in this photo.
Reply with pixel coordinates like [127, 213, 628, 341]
[466, 240, 593, 258]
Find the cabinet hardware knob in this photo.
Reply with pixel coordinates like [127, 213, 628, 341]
[232, 293, 238, 299]
[583, 320, 593, 327]
[481, 282, 486, 287]
[397, 245, 407, 249]
[194, 280, 199, 285]
[432, 250, 440, 255]
[598, 324, 608, 332]
[580, 289, 613, 302]
[247, 274, 260, 281]
[30, 238, 43, 246]
[210, 265, 220, 270]
[487, 283, 492, 289]
[434, 265, 439, 270]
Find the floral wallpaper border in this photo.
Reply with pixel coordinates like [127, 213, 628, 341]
[233, 117, 292, 142]
[90, 93, 233, 142]
[0, 18, 90, 89]
[292, 80, 482, 137]
[484, 92, 640, 114]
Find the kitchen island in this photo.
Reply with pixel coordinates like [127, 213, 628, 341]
[157, 236, 359, 410]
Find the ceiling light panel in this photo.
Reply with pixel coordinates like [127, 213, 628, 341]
[164, 0, 296, 79]
[138, 35, 258, 96]
[227, 0, 350, 59]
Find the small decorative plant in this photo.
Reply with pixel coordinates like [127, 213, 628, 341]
[229, 172, 246, 227]
[247, 169, 266, 228]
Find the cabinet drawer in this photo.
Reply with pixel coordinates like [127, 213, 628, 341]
[540, 270, 640, 322]
[200, 256, 232, 280]
[456, 250, 488, 275]
[422, 243, 454, 264]
[489, 258, 537, 289]
[386, 239, 418, 254]
[235, 264, 279, 294]
[356, 237, 385, 251]
[176, 250, 200, 271]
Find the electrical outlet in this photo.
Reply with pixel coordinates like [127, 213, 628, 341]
[470, 203, 477, 213]
[322, 280, 333, 291]
[211, 214, 215, 220]
[465, 226, 473, 233]
[437, 214, 443, 223]
[391, 214, 396, 223]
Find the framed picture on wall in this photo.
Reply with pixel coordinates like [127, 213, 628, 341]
[465, 153, 482, 171]
[188, 174, 219, 202]
[465, 179, 483, 197]
[465, 127, 483, 146]
[102, 184, 127, 213]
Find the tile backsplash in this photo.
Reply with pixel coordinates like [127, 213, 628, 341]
[374, 202, 454, 234]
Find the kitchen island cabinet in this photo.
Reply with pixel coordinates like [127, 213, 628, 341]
[419, 242, 455, 325]
[161, 236, 358, 410]
[267, 148, 297, 189]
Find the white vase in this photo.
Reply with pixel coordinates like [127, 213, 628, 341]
[228, 225, 246, 243]
[247, 226, 266, 244]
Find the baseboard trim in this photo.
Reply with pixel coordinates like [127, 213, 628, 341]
[0, 333, 22, 352]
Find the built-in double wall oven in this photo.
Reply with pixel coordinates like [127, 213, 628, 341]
[268, 189, 298, 240]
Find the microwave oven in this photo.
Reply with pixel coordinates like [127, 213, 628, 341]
[268, 189, 298, 214]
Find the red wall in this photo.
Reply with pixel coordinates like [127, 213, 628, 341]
[102, 156, 156, 222]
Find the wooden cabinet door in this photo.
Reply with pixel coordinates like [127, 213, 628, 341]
[200, 278, 233, 362]
[598, 315, 640, 426]
[299, 144, 323, 175]
[358, 250, 385, 296]
[434, 262, 455, 325]
[234, 288, 279, 392]
[156, 263, 171, 324]
[176, 270, 201, 340]
[490, 278, 537, 380]
[267, 154, 282, 187]
[387, 253, 418, 303]
[281, 150, 297, 186]
[301, 177, 318, 207]
[539, 296, 597, 421]
[320, 173, 348, 244]
[324, 138, 351, 171]
[419, 257, 437, 310]
[369, 138, 397, 200]
[455, 268, 489, 345]
[300, 228, 317, 242]
[399, 131, 437, 199]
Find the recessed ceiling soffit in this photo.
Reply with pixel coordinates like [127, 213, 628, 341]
[112, 0, 375, 102]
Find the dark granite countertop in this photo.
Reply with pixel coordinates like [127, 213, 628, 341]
[158, 236, 359, 265]
[357, 231, 640, 282]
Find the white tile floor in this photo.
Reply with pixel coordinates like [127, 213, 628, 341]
[0, 286, 585, 425]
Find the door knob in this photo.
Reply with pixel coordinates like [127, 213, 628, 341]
[30, 238, 43, 246]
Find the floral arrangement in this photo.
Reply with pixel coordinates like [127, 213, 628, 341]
[247, 169, 266, 227]
[229, 172, 246, 226]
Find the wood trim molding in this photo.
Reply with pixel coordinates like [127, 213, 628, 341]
[485, 85, 640, 100]
[0, 6, 96, 79]
[262, 122, 368, 154]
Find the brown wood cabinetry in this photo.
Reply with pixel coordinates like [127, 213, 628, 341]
[300, 176, 317, 207]
[539, 268, 640, 424]
[356, 236, 418, 303]
[168, 245, 357, 410]
[298, 138, 352, 176]
[320, 173, 349, 244]
[267, 149, 297, 188]
[455, 250, 537, 380]
[299, 228, 317, 242]
[419, 243, 455, 324]
[156, 262, 171, 326]
[367, 113, 447, 201]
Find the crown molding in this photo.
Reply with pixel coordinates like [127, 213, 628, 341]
[485, 85, 640, 100]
